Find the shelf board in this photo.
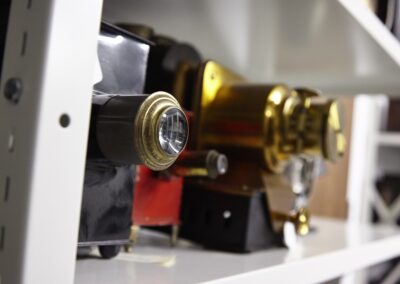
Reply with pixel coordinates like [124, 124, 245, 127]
[378, 132, 400, 146]
[74, 217, 400, 284]
[103, 0, 400, 94]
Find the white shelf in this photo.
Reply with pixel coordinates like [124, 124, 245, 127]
[103, 0, 400, 94]
[378, 132, 400, 146]
[74, 217, 400, 284]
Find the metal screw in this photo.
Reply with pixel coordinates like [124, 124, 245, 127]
[4, 78, 23, 104]
[59, 114, 71, 128]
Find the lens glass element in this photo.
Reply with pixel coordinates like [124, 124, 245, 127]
[158, 108, 188, 155]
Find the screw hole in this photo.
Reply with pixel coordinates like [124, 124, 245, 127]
[59, 114, 70, 128]
[4, 177, 10, 202]
[0, 226, 4, 251]
[8, 133, 14, 152]
[21, 32, 27, 56]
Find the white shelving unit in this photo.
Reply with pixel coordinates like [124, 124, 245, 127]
[347, 95, 400, 283]
[378, 132, 400, 147]
[74, 217, 400, 284]
[348, 96, 400, 222]
[1, 0, 400, 283]
[0, 0, 102, 283]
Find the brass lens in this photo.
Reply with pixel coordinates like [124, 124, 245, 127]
[135, 91, 189, 171]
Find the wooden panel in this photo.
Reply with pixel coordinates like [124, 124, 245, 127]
[309, 97, 354, 219]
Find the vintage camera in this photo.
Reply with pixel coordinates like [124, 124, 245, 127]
[77, 22, 188, 258]
[112, 25, 229, 243]
[120, 24, 345, 252]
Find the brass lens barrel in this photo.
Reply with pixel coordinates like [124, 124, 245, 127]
[96, 91, 188, 170]
[135, 91, 188, 170]
[199, 83, 344, 173]
[199, 84, 291, 172]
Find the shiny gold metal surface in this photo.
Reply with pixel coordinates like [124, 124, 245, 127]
[198, 61, 345, 174]
[135, 91, 188, 171]
[270, 207, 310, 236]
[294, 208, 310, 236]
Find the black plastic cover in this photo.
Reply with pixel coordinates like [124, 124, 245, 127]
[180, 184, 284, 253]
[79, 23, 151, 250]
[94, 22, 151, 95]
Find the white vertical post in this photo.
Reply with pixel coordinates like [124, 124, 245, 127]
[347, 95, 388, 224]
[344, 95, 388, 284]
[0, 0, 103, 283]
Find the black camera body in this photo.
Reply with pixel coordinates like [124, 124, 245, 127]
[77, 23, 151, 258]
